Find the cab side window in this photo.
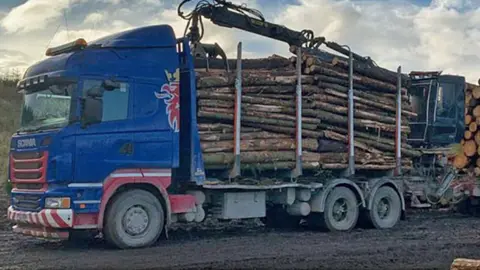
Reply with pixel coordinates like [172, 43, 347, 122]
[436, 83, 456, 119]
[83, 79, 130, 122]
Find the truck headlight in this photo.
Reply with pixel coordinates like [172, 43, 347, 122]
[45, 197, 71, 209]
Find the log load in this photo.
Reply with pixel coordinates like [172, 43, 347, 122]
[194, 53, 420, 181]
[452, 81, 480, 176]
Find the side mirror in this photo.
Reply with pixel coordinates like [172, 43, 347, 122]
[102, 79, 120, 91]
[80, 97, 103, 128]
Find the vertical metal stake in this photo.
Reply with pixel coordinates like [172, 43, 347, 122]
[347, 49, 355, 176]
[395, 66, 402, 176]
[291, 46, 303, 180]
[229, 42, 242, 179]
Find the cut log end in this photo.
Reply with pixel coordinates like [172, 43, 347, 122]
[473, 87, 480, 100]
[464, 140, 477, 157]
[473, 105, 480, 118]
[465, 114, 473, 125]
[453, 154, 469, 169]
[465, 130, 473, 140]
[469, 122, 478, 133]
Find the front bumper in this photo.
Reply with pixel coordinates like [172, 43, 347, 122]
[7, 206, 73, 239]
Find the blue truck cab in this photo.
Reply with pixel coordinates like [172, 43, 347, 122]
[7, 25, 208, 248]
[7, 24, 407, 249]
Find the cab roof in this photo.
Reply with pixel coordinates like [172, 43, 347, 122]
[24, 24, 178, 79]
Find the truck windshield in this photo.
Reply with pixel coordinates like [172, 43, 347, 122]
[19, 83, 76, 132]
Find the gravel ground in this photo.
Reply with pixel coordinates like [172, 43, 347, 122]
[0, 210, 479, 270]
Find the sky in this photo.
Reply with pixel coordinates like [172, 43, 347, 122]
[0, 0, 479, 83]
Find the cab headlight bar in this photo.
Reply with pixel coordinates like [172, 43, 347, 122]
[17, 75, 48, 91]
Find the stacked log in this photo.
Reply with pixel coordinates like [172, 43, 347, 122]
[195, 51, 419, 179]
[454, 82, 480, 174]
[451, 258, 480, 270]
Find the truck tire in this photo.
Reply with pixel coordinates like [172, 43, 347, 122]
[104, 189, 165, 249]
[367, 186, 401, 229]
[321, 186, 359, 232]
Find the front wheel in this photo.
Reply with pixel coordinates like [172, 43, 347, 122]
[104, 189, 165, 249]
[367, 186, 401, 229]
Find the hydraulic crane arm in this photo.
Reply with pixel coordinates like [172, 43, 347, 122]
[178, 0, 372, 65]
[178, 0, 321, 48]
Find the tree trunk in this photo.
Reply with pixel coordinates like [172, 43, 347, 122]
[200, 131, 290, 142]
[197, 74, 315, 88]
[316, 123, 410, 149]
[198, 110, 319, 131]
[308, 64, 407, 94]
[312, 99, 398, 124]
[302, 107, 405, 133]
[322, 88, 417, 118]
[201, 138, 319, 153]
[194, 56, 293, 70]
[317, 139, 348, 152]
[330, 57, 409, 88]
[316, 80, 410, 105]
[200, 106, 323, 126]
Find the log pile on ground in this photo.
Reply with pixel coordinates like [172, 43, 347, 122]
[195, 50, 420, 180]
[454, 82, 480, 175]
[451, 258, 480, 270]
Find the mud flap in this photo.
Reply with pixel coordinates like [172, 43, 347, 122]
[163, 224, 169, 240]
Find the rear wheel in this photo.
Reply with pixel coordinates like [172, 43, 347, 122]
[321, 187, 359, 231]
[104, 189, 165, 249]
[368, 186, 401, 229]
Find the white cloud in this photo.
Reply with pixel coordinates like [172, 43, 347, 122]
[0, 0, 480, 83]
[49, 20, 134, 47]
[271, 0, 480, 83]
[84, 12, 105, 25]
[0, 0, 86, 33]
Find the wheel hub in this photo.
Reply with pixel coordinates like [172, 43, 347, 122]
[123, 205, 149, 236]
[377, 198, 390, 219]
[332, 198, 348, 222]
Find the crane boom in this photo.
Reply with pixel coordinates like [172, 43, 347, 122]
[178, 0, 372, 64]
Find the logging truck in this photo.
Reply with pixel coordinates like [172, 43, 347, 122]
[5, 0, 473, 249]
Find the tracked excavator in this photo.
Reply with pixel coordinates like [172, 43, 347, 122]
[178, 0, 472, 210]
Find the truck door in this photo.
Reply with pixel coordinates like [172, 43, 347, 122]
[74, 76, 136, 183]
[130, 78, 179, 170]
[429, 75, 465, 145]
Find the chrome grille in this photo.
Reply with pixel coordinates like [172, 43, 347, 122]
[12, 194, 42, 211]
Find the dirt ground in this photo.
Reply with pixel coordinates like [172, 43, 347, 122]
[0, 210, 479, 270]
